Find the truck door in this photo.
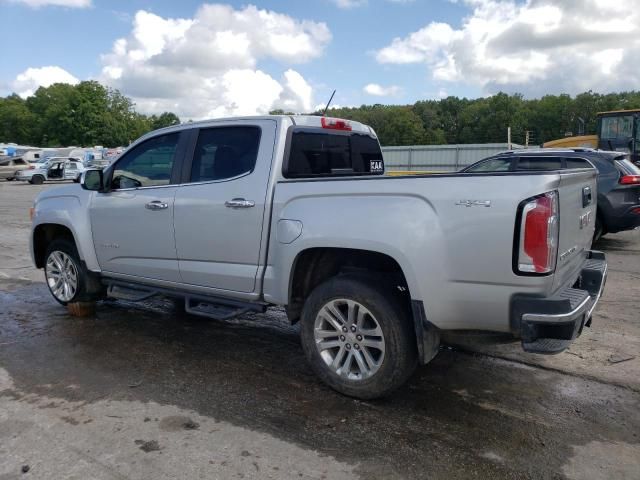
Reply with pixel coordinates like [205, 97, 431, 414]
[173, 120, 276, 294]
[90, 132, 185, 282]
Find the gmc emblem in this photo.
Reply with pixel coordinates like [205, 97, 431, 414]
[579, 211, 592, 229]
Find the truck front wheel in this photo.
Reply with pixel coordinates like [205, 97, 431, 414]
[30, 175, 44, 185]
[300, 276, 417, 399]
[44, 238, 99, 309]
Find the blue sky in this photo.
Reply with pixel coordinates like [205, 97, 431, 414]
[1, 0, 638, 119]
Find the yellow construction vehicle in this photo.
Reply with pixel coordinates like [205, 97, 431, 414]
[544, 109, 640, 164]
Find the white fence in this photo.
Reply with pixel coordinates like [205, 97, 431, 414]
[381, 143, 527, 172]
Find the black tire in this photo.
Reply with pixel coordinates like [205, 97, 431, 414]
[44, 238, 100, 306]
[31, 175, 44, 185]
[6, 177, 14, 181]
[300, 275, 417, 399]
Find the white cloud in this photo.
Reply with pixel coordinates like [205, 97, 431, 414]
[314, 103, 348, 112]
[12, 66, 79, 98]
[331, 0, 367, 8]
[363, 83, 401, 96]
[100, 5, 330, 119]
[7, 0, 90, 7]
[375, 0, 640, 96]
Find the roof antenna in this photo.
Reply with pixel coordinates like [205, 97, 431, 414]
[322, 90, 336, 116]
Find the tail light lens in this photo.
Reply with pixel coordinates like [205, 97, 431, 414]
[619, 175, 640, 185]
[516, 191, 559, 274]
[321, 117, 352, 131]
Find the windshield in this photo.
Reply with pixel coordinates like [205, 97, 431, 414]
[600, 115, 634, 140]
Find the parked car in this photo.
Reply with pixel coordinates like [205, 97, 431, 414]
[461, 148, 640, 240]
[16, 157, 86, 184]
[29, 116, 606, 399]
[0, 156, 29, 181]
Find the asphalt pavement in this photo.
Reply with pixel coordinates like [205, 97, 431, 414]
[0, 180, 638, 479]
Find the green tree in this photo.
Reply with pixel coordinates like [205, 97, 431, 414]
[0, 95, 36, 144]
[150, 112, 181, 130]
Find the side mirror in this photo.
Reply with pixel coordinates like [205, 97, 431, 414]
[81, 169, 104, 191]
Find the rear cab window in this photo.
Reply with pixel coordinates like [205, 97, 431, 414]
[284, 129, 384, 178]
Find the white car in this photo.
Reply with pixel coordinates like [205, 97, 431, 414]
[15, 158, 86, 184]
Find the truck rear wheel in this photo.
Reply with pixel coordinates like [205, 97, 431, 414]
[300, 275, 417, 399]
[44, 238, 99, 309]
[30, 175, 44, 185]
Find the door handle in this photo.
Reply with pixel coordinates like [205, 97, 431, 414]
[145, 201, 169, 210]
[225, 198, 255, 209]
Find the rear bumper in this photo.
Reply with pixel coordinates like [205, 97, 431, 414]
[511, 251, 607, 354]
[604, 205, 640, 233]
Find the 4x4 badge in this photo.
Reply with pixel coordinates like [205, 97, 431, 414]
[456, 200, 491, 207]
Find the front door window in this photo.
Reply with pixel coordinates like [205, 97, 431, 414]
[111, 133, 179, 189]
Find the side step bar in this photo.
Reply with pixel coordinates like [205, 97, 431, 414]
[107, 284, 157, 302]
[104, 280, 266, 321]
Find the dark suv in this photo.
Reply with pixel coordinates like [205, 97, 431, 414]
[461, 148, 640, 240]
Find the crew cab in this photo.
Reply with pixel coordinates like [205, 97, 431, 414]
[29, 116, 607, 399]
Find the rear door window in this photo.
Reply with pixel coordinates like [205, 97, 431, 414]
[565, 158, 593, 169]
[285, 130, 383, 178]
[516, 156, 562, 171]
[190, 126, 261, 183]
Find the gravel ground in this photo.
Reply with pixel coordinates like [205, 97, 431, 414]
[0, 180, 639, 480]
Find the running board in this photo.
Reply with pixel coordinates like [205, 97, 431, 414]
[107, 284, 157, 302]
[104, 279, 266, 321]
[185, 297, 252, 321]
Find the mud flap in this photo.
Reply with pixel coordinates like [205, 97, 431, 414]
[411, 300, 440, 364]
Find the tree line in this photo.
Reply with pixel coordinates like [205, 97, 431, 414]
[0, 81, 180, 148]
[2, 81, 640, 148]
[309, 90, 640, 146]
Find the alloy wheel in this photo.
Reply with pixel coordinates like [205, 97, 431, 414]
[314, 298, 385, 380]
[45, 250, 78, 302]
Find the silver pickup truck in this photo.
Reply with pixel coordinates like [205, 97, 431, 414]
[29, 115, 607, 399]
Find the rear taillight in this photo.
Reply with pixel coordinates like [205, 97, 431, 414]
[619, 175, 640, 185]
[516, 191, 559, 274]
[321, 117, 352, 131]
[28, 165, 35, 170]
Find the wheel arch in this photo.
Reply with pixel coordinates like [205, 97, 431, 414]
[33, 223, 77, 268]
[286, 247, 438, 364]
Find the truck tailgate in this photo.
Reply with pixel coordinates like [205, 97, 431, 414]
[552, 169, 598, 292]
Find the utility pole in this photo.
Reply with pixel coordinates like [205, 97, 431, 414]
[507, 126, 512, 150]
[525, 130, 530, 148]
